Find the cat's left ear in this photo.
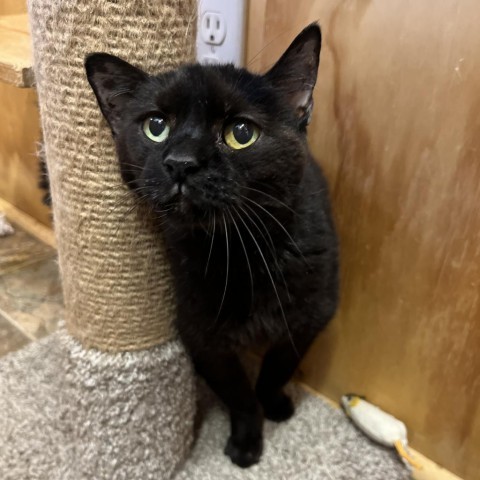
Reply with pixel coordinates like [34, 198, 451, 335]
[85, 53, 148, 136]
[265, 23, 321, 128]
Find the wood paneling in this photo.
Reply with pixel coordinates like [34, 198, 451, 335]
[0, 1, 26, 16]
[0, 198, 55, 248]
[245, 0, 266, 70]
[0, 14, 34, 87]
[247, 1, 480, 479]
[0, 2, 47, 225]
[0, 82, 49, 226]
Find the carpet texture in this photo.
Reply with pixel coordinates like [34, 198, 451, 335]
[0, 329, 410, 480]
[175, 376, 411, 480]
[0, 327, 195, 480]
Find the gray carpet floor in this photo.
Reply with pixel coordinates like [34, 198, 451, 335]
[0, 329, 411, 480]
[175, 378, 411, 480]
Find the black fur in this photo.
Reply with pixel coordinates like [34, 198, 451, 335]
[38, 143, 51, 206]
[86, 23, 339, 468]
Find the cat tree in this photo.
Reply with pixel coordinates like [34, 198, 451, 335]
[1, 1, 197, 478]
[0, 1, 410, 479]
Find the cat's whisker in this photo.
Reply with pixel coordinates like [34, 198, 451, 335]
[120, 163, 142, 169]
[241, 202, 291, 303]
[110, 88, 132, 99]
[240, 194, 308, 264]
[232, 205, 298, 356]
[150, 218, 172, 234]
[101, 187, 174, 227]
[204, 210, 216, 277]
[110, 201, 144, 234]
[227, 208, 254, 308]
[102, 192, 139, 219]
[130, 186, 154, 195]
[205, 210, 212, 237]
[213, 212, 230, 325]
[240, 185, 298, 216]
[198, 209, 211, 236]
[113, 185, 174, 217]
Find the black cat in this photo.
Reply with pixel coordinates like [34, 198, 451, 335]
[86, 23, 339, 468]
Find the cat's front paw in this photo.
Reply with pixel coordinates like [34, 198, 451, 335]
[224, 434, 263, 468]
[260, 392, 295, 422]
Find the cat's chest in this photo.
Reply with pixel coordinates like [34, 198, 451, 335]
[168, 231, 293, 321]
[176, 232, 288, 286]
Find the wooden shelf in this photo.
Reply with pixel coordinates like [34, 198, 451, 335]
[0, 14, 33, 88]
[0, 197, 55, 249]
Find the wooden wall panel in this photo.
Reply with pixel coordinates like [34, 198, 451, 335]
[0, 82, 49, 225]
[245, 0, 266, 69]
[0, 1, 26, 16]
[0, 1, 48, 224]
[247, 1, 480, 479]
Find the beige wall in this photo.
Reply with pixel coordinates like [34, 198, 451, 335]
[247, 1, 480, 479]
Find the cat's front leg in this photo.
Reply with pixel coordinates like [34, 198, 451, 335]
[193, 349, 263, 468]
[255, 325, 320, 422]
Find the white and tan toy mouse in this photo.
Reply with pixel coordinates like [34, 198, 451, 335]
[341, 394, 422, 470]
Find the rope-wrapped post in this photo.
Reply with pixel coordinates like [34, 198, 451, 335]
[28, 0, 196, 351]
[27, 1, 197, 478]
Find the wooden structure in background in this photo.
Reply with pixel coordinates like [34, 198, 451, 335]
[0, 5, 49, 225]
[0, 80, 48, 225]
[0, 14, 34, 87]
[247, 1, 480, 479]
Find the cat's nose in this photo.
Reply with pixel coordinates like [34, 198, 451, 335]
[163, 153, 200, 182]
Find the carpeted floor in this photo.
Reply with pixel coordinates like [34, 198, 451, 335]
[0, 328, 411, 480]
[176, 377, 411, 480]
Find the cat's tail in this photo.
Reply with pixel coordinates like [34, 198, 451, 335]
[37, 134, 51, 207]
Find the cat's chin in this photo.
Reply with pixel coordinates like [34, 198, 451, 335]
[149, 183, 234, 232]
[155, 200, 228, 234]
[151, 194, 206, 225]
[163, 184, 211, 217]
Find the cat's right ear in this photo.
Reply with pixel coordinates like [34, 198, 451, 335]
[85, 53, 147, 136]
[265, 23, 321, 129]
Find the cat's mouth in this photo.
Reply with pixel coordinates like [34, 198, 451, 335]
[170, 182, 188, 197]
[147, 176, 237, 224]
[164, 181, 203, 217]
[174, 184, 192, 214]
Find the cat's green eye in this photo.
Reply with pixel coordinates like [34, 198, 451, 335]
[143, 116, 170, 143]
[224, 120, 260, 150]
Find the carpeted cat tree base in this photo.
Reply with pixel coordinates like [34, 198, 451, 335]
[0, 329, 411, 480]
[0, 325, 194, 480]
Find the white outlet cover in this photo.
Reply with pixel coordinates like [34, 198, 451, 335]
[196, 0, 246, 66]
[200, 11, 227, 45]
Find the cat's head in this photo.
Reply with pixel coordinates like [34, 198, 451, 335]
[85, 24, 321, 228]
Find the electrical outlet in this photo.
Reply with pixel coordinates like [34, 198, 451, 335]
[196, 0, 246, 66]
[200, 12, 226, 45]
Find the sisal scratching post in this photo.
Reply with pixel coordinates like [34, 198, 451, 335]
[1, 1, 197, 478]
[28, 0, 197, 352]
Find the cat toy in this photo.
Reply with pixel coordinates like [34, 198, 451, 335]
[341, 394, 422, 470]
